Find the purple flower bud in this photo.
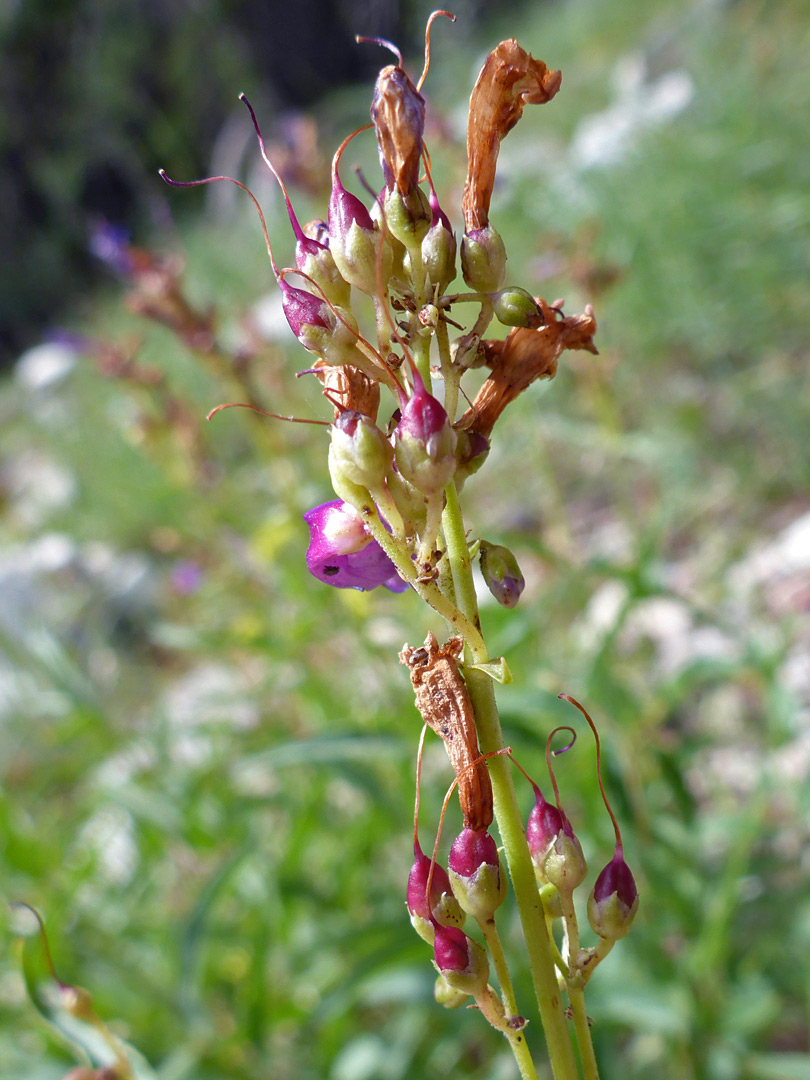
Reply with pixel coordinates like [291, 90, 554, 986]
[479, 540, 525, 608]
[433, 925, 489, 996]
[327, 155, 390, 295]
[447, 827, 506, 920]
[448, 827, 499, 878]
[394, 370, 457, 494]
[280, 280, 330, 344]
[303, 500, 408, 592]
[407, 846, 465, 943]
[329, 167, 374, 238]
[587, 845, 639, 940]
[454, 429, 489, 487]
[429, 185, 453, 233]
[526, 786, 586, 891]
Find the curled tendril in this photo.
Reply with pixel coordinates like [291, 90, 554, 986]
[356, 35, 404, 68]
[206, 402, 330, 425]
[413, 723, 428, 855]
[545, 724, 577, 811]
[418, 10, 456, 91]
[559, 693, 624, 849]
[238, 93, 311, 248]
[331, 123, 375, 188]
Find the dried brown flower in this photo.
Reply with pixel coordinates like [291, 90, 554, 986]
[462, 40, 562, 233]
[313, 360, 381, 422]
[457, 300, 598, 439]
[371, 64, 426, 197]
[400, 633, 493, 832]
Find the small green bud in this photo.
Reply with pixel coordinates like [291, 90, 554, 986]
[544, 829, 588, 894]
[421, 223, 457, 291]
[331, 219, 392, 296]
[384, 186, 432, 248]
[297, 244, 351, 309]
[328, 411, 394, 494]
[461, 225, 506, 292]
[479, 540, 525, 608]
[454, 429, 490, 488]
[434, 973, 468, 1009]
[491, 286, 545, 328]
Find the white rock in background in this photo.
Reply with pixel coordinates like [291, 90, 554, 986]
[15, 341, 77, 392]
[571, 53, 694, 171]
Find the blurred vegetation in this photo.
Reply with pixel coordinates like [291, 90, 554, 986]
[2, 0, 810, 1079]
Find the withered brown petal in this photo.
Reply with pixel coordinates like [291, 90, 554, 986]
[463, 40, 562, 232]
[400, 632, 493, 832]
[371, 64, 426, 197]
[457, 302, 597, 439]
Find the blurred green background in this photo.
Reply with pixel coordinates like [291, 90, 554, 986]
[2, 0, 810, 1078]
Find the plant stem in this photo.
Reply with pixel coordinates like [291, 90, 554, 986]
[478, 917, 519, 1018]
[568, 986, 599, 1080]
[440, 482, 581, 1080]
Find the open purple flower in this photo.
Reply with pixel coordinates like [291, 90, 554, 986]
[303, 500, 408, 593]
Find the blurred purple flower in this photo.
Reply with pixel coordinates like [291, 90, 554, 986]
[171, 559, 203, 595]
[88, 219, 134, 276]
[303, 500, 408, 593]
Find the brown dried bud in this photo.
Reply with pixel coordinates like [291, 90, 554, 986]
[400, 633, 493, 831]
[371, 64, 426, 198]
[457, 301, 598, 439]
[313, 360, 381, 423]
[463, 40, 562, 232]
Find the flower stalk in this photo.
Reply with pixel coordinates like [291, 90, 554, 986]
[161, 15, 637, 1080]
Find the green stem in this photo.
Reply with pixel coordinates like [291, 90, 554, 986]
[440, 485, 581, 1080]
[568, 987, 598, 1080]
[474, 985, 540, 1080]
[478, 917, 520, 1018]
[356, 495, 485, 648]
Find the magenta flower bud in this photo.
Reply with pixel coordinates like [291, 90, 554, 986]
[393, 370, 457, 494]
[407, 846, 465, 943]
[587, 845, 639, 940]
[447, 827, 507, 921]
[280, 279, 330, 346]
[433, 924, 489, 996]
[461, 224, 507, 292]
[329, 169, 374, 236]
[479, 540, 525, 608]
[328, 148, 390, 294]
[303, 500, 407, 592]
[526, 787, 586, 891]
